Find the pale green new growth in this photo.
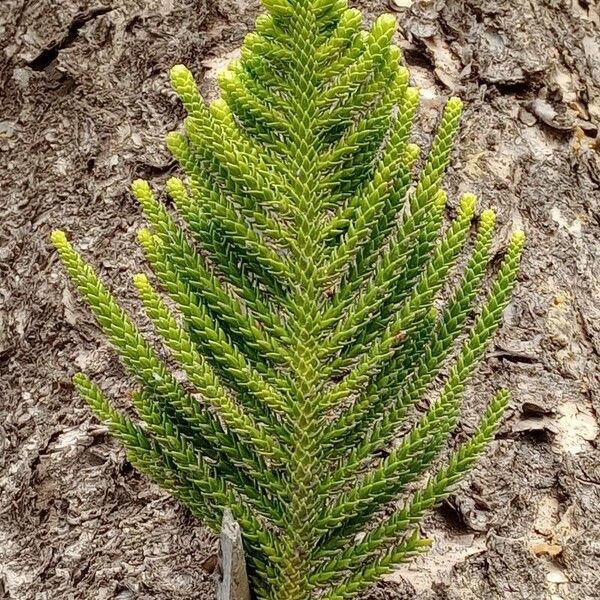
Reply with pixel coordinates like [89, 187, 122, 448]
[51, 1, 523, 597]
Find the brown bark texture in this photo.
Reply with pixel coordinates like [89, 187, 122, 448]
[1, 0, 599, 598]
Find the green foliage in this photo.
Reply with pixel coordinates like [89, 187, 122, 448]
[51, 1, 523, 597]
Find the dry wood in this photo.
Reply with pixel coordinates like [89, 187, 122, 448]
[217, 509, 251, 600]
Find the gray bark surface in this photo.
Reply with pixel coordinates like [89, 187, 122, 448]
[1, 0, 599, 599]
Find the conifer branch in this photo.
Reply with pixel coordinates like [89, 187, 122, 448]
[52, 4, 523, 597]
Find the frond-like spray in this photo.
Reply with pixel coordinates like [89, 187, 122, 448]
[52, 2, 523, 597]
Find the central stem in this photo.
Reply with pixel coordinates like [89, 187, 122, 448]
[273, 1, 328, 598]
